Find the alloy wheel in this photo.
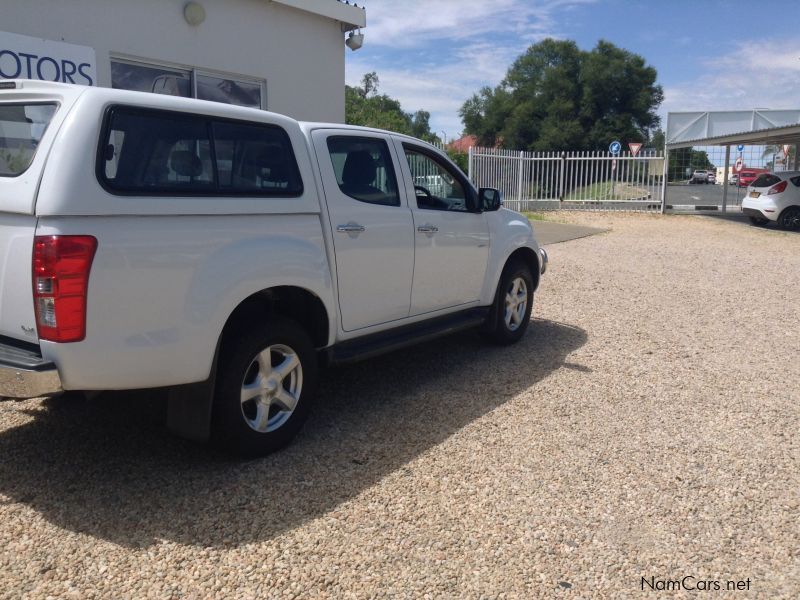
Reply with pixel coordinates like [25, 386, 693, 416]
[239, 344, 303, 433]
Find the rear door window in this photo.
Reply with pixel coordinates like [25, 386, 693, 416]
[325, 136, 400, 206]
[752, 174, 780, 188]
[0, 103, 57, 177]
[99, 106, 302, 196]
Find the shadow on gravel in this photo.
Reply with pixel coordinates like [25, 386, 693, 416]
[0, 319, 586, 548]
[691, 212, 800, 235]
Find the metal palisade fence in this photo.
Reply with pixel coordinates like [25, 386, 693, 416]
[468, 147, 666, 212]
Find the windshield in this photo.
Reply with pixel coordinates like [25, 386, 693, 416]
[0, 103, 58, 177]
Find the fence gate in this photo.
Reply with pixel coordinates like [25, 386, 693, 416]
[468, 147, 666, 212]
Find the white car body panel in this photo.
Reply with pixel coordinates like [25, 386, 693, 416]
[390, 137, 491, 315]
[0, 214, 38, 341]
[481, 208, 542, 304]
[35, 214, 335, 390]
[311, 129, 414, 331]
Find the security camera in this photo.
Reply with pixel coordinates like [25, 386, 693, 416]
[346, 31, 364, 51]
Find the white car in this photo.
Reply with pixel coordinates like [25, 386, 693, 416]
[690, 170, 709, 184]
[0, 80, 547, 456]
[707, 172, 716, 184]
[741, 171, 800, 228]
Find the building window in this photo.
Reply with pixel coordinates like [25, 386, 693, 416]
[110, 58, 266, 109]
[111, 61, 192, 97]
[196, 73, 261, 109]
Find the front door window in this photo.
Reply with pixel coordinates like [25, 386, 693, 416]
[404, 149, 470, 212]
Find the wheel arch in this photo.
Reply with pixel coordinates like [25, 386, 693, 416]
[504, 247, 541, 291]
[167, 285, 330, 445]
[220, 286, 331, 352]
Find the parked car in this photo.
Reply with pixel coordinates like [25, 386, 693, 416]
[741, 171, 800, 228]
[706, 172, 716, 184]
[0, 81, 547, 456]
[690, 169, 709, 184]
[737, 168, 767, 188]
[729, 174, 739, 186]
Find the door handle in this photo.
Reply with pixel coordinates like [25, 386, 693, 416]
[337, 223, 366, 233]
[417, 224, 439, 234]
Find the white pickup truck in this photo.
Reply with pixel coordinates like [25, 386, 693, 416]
[0, 81, 547, 455]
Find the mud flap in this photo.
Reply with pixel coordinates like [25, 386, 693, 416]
[166, 352, 218, 443]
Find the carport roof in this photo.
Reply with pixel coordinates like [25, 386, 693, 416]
[666, 109, 800, 149]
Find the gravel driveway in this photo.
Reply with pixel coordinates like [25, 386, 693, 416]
[1, 213, 798, 598]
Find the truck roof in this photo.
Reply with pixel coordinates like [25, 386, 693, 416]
[1, 80, 445, 156]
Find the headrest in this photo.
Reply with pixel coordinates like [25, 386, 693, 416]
[169, 150, 203, 178]
[342, 150, 377, 186]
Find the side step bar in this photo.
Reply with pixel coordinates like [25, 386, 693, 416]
[328, 307, 490, 365]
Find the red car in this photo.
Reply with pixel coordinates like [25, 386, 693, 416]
[738, 168, 768, 188]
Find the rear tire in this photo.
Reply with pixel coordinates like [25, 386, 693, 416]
[778, 207, 800, 230]
[484, 260, 534, 345]
[211, 317, 318, 457]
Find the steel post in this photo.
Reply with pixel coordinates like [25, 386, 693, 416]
[722, 145, 730, 212]
[660, 148, 669, 214]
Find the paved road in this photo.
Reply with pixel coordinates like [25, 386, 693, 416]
[666, 182, 747, 208]
[533, 221, 607, 245]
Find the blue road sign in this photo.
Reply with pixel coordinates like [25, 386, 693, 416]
[737, 144, 744, 151]
[609, 140, 621, 155]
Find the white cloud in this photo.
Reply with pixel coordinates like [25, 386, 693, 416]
[661, 39, 800, 117]
[360, 0, 591, 49]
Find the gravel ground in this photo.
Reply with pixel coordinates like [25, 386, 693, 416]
[1, 213, 798, 599]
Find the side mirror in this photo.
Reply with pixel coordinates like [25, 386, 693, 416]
[478, 187, 502, 212]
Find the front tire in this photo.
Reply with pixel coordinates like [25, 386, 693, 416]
[484, 260, 534, 345]
[211, 317, 318, 457]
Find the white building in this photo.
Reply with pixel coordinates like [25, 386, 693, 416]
[0, 0, 366, 122]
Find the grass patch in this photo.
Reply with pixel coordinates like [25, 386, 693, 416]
[565, 181, 651, 201]
[524, 212, 549, 221]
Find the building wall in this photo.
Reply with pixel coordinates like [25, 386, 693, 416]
[3, 0, 346, 122]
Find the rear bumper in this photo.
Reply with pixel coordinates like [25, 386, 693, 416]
[0, 338, 62, 399]
[741, 196, 778, 221]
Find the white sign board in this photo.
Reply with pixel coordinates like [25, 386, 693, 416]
[0, 31, 97, 86]
[734, 157, 743, 173]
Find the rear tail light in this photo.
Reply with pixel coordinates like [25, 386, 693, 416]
[32, 235, 97, 342]
[767, 181, 787, 195]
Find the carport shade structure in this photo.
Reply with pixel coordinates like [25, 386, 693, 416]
[662, 109, 800, 212]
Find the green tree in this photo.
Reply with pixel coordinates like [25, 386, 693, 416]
[446, 149, 469, 173]
[459, 39, 663, 151]
[345, 72, 438, 142]
[649, 128, 665, 151]
[668, 148, 713, 182]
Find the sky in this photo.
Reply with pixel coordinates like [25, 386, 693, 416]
[345, 0, 800, 142]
